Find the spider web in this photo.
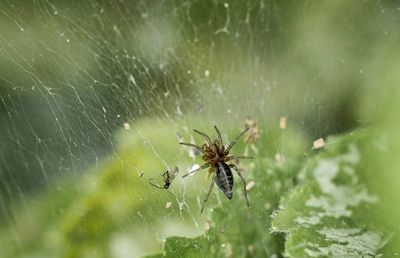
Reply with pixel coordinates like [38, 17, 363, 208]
[0, 0, 397, 257]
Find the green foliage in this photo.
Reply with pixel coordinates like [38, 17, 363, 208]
[2, 119, 398, 258]
[271, 131, 392, 257]
[146, 129, 399, 258]
[3, 121, 398, 257]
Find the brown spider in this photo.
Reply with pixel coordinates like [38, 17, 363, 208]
[180, 126, 253, 213]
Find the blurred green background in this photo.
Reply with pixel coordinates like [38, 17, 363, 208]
[1, 1, 400, 257]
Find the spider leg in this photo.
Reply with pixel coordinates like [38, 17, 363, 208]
[201, 174, 216, 214]
[182, 163, 210, 178]
[165, 189, 177, 197]
[225, 155, 253, 161]
[180, 142, 205, 154]
[193, 129, 214, 147]
[149, 179, 176, 197]
[149, 179, 166, 190]
[214, 125, 223, 146]
[229, 164, 250, 207]
[224, 127, 250, 155]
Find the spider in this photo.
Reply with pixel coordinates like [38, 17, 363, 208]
[180, 126, 253, 213]
[149, 167, 178, 195]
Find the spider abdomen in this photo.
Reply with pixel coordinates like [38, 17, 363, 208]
[215, 162, 234, 199]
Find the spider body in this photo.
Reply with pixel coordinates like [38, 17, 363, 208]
[180, 126, 253, 213]
[215, 162, 234, 199]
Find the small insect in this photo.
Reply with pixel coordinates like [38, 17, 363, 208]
[180, 126, 253, 213]
[149, 167, 179, 190]
[244, 117, 260, 145]
[243, 117, 261, 156]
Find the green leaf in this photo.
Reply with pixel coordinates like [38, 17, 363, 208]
[271, 131, 391, 258]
